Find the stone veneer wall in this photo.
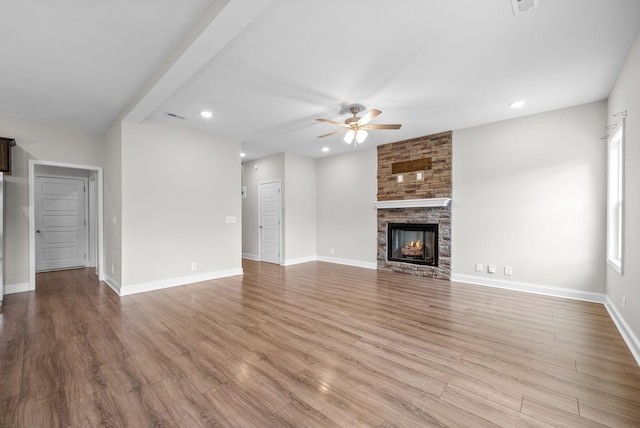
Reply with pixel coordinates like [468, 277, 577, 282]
[376, 131, 453, 279]
[377, 131, 452, 201]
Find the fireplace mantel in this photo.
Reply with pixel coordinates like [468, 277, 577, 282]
[372, 198, 451, 209]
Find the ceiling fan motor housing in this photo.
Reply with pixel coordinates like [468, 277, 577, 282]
[345, 106, 361, 125]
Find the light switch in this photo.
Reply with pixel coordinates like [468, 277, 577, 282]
[226, 216, 237, 223]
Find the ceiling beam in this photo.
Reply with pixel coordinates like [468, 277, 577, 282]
[122, 0, 273, 125]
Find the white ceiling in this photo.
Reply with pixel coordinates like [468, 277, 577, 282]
[1, 0, 639, 161]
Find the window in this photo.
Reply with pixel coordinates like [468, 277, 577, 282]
[606, 118, 624, 274]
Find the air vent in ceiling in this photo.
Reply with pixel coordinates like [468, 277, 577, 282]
[511, 0, 539, 16]
[166, 112, 186, 120]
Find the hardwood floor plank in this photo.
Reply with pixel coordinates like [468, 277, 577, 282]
[0, 338, 24, 400]
[0, 395, 20, 427]
[521, 396, 608, 427]
[127, 352, 182, 385]
[169, 348, 229, 393]
[109, 384, 176, 428]
[220, 357, 292, 414]
[99, 359, 147, 395]
[440, 385, 553, 427]
[0, 262, 637, 427]
[354, 338, 525, 411]
[277, 398, 341, 428]
[19, 351, 65, 404]
[115, 327, 158, 358]
[579, 398, 640, 427]
[463, 349, 640, 406]
[68, 389, 124, 428]
[151, 375, 229, 427]
[15, 393, 70, 428]
[247, 349, 384, 427]
[204, 380, 293, 427]
[56, 335, 107, 402]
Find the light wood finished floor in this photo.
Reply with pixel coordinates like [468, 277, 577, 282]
[1, 261, 639, 427]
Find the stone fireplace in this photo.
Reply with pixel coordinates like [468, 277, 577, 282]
[387, 223, 438, 266]
[375, 131, 452, 279]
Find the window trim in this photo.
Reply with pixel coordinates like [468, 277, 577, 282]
[606, 118, 625, 274]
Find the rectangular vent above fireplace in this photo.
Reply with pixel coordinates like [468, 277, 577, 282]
[387, 223, 438, 266]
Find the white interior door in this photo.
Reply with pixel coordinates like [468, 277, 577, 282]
[259, 180, 281, 264]
[35, 176, 88, 272]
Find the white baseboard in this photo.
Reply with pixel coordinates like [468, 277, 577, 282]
[4, 282, 31, 295]
[119, 268, 243, 296]
[450, 274, 606, 303]
[317, 256, 377, 270]
[242, 253, 259, 261]
[451, 273, 639, 366]
[604, 295, 640, 366]
[242, 254, 377, 270]
[103, 275, 121, 296]
[282, 256, 317, 266]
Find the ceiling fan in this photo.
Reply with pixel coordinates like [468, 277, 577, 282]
[316, 106, 401, 145]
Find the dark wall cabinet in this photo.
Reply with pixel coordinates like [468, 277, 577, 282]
[0, 137, 16, 175]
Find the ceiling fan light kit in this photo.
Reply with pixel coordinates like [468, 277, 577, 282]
[344, 130, 355, 144]
[356, 129, 368, 144]
[317, 105, 401, 148]
[343, 129, 368, 144]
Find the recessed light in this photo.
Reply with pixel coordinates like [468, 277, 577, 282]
[200, 110, 213, 118]
[510, 100, 525, 109]
[240, 152, 246, 158]
[322, 147, 329, 152]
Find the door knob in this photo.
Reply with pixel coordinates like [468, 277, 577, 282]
[36, 229, 41, 233]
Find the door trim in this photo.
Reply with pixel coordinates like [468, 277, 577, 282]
[28, 160, 104, 291]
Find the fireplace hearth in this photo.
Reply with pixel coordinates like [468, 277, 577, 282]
[387, 223, 438, 266]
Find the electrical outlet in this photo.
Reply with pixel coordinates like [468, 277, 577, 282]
[475, 263, 483, 272]
[330, 248, 335, 254]
[504, 266, 513, 276]
[622, 297, 626, 312]
[488, 264, 496, 274]
[191, 262, 197, 271]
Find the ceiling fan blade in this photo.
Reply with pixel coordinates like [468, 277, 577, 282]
[362, 124, 402, 130]
[318, 128, 347, 138]
[357, 109, 382, 126]
[316, 118, 345, 126]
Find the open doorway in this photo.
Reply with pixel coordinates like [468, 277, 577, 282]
[28, 160, 104, 290]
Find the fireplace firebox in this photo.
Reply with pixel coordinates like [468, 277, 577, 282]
[387, 223, 438, 266]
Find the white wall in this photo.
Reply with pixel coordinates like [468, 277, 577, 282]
[241, 153, 284, 259]
[607, 31, 640, 351]
[316, 147, 378, 268]
[0, 113, 104, 289]
[283, 153, 316, 264]
[452, 101, 607, 296]
[104, 120, 122, 287]
[120, 120, 242, 292]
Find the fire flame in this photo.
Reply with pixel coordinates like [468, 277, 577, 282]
[409, 240, 422, 249]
